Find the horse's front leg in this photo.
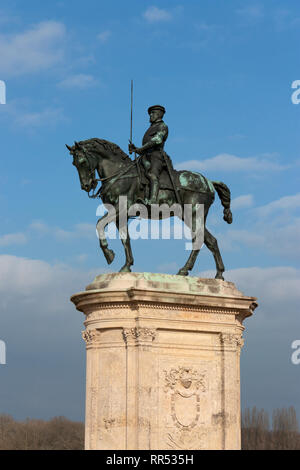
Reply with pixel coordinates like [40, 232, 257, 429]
[96, 212, 116, 265]
[116, 214, 134, 272]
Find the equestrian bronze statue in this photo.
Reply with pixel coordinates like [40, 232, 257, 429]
[66, 105, 232, 279]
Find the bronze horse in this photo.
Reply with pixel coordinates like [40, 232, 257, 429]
[66, 138, 232, 279]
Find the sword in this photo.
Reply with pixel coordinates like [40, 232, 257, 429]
[129, 80, 142, 186]
[130, 79, 133, 147]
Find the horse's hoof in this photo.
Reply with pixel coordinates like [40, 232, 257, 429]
[177, 269, 189, 276]
[119, 265, 132, 273]
[215, 272, 224, 280]
[105, 249, 115, 265]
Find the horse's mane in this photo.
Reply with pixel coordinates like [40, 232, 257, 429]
[79, 138, 131, 163]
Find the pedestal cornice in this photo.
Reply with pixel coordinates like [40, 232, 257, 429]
[71, 272, 257, 323]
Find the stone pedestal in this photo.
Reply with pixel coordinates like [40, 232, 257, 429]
[71, 272, 257, 450]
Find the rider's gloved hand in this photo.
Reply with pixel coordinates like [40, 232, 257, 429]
[128, 142, 136, 154]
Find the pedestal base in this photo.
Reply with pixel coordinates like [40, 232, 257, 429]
[71, 273, 257, 450]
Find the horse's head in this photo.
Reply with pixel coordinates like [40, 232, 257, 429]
[66, 141, 98, 194]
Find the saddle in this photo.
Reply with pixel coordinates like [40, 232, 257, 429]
[136, 155, 214, 196]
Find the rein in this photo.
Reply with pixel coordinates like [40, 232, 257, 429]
[81, 147, 141, 199]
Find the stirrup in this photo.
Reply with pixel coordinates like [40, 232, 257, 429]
[135, 197, 147, 205]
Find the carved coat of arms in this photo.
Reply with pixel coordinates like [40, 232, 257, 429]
[164, 366, 207, 449]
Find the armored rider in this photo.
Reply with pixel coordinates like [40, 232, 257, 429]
[129, 105, 169, 205]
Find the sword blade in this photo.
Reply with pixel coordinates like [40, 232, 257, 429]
[130, 79, 133, 143]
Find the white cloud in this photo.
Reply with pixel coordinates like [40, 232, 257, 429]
[236, 5, 264, 23]
[0, 232, 27, 246]
[198, 266, 300, 317]
[218, 229, 265, 252]
[97, 30, 111, 43]
[184, 21, 222, 49]
[55, 223, 96, 241]
[0, 255, 63, 295]
[227, 266, 300, 310]
[228, 133, 246, 141]
[29, 221, 49, 233]
[75, 254, 88, 263]
[30, 221, 96, 241]
[216, 219, 300, 259]
[195, 22, 217, 32]
[0, 97, 66, 129]
[0, 254, 107, 419]
[143, 6, 172, 23]
[273, 9, 293, 31]
[231, 194, 254, 210]
[157, 261, 179, 273]
[58, 74, 98, 89]
[259, 218, 300, 258]
[256, 193, 300, 217]
[0, 221, 97, 248]
[14, 107, 65, 128]
[0, 255, 107, 309]
[176, 153, 287, 173]
[0, 21, 66, 77]
[215, 190, 300, 258]
[0, 9, 19, 25]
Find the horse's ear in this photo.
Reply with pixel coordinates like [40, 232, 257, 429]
[66, 144, 73, 152]
[74, 141, 80, 149]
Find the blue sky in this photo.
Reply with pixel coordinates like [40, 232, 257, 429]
[0, 0, 300, 423]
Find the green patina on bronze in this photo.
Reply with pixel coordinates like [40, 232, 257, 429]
[179, 171, 215, 194]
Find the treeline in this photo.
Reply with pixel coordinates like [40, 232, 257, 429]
[242, 406, 300, 450]
[0, 415, 84, 450]
[0, 407, 299, 450]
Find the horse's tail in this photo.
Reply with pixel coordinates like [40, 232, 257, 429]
[212, 181, 233, 224]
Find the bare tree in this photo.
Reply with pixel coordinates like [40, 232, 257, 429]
[0, 415, 84, 450]
[272, 407, 299, 450]
[1, 408, 299, 450]
[242, 407, 270, 450]
[242, 406, 300, 450]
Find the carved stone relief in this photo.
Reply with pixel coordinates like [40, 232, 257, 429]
[164, 366, 207, 449]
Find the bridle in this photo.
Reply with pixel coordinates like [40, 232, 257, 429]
[76, 145, 140, 199]
[74, 148, 99, 198]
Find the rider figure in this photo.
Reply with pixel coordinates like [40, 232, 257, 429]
[129, 105, 168, 205]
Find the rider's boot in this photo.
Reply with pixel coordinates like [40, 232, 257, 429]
[147, 179, 159, 205]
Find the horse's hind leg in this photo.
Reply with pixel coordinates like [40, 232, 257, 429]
[177, 247, 200, 276]
[204, 228, 225, 280]
[177, 206, 202, 276]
